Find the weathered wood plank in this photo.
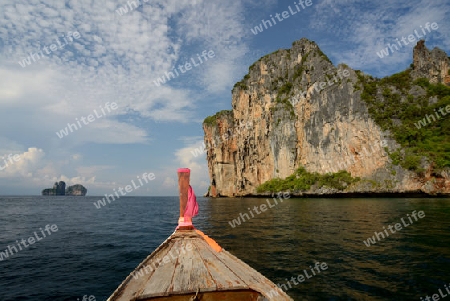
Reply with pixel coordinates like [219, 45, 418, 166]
[108, 230, 293, 301]
[170, 237, 217, 293]
[169, 238, 194, 293]
[139, 239, 183, 297]
[193, 239, 248, 291]
[214, 249, 291, 300]
[110, 236, 175, 301]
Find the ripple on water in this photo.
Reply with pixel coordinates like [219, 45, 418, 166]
[0, 196, 449, 300]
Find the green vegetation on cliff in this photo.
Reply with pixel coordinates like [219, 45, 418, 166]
[273, 81, 295, 118]
[357, 70, 450, 171]
[256, 167, 359, 193]
[203, 110, 233, 126]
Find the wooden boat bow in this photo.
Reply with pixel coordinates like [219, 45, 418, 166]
[107, 168, 293, 301]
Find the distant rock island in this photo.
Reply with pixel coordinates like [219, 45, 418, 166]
[42, 181, 87, 196]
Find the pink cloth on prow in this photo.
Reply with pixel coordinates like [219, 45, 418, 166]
[184, 185, 198, 218]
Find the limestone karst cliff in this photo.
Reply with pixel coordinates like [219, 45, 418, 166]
[42, 181, 66, 196]
[203, 38, 450, 197]
[65, 184, 88, 196]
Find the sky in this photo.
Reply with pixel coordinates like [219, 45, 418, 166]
[0, 0, 449, 196]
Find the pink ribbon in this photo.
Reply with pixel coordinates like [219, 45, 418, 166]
[184, 185, 198, 218]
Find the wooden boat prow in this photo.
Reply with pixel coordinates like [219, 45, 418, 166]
[107, 169, 293, 301]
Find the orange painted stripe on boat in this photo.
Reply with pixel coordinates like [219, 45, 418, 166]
[195, 229, 223, 252]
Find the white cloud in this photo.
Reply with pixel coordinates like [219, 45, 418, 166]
[310, 0, 450, 76]
[0, 147, 45, 178]
[1, 0, 252, 191]
[0, 0, 246, 116]
[152, 138, 209, 195]
[0, 0, 253, 150]
[173, 139, 209, 191]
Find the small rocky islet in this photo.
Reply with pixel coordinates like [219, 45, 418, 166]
[41, 181, 87, 196]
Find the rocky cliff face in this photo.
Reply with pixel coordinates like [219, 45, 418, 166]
[42, 181, 66, 195]
[66, 184, 87, 196]
[203, 38, 450, 197]
[411, 40, 450, 85]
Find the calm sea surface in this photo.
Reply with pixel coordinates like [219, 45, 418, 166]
[0, 196, 449, 301]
